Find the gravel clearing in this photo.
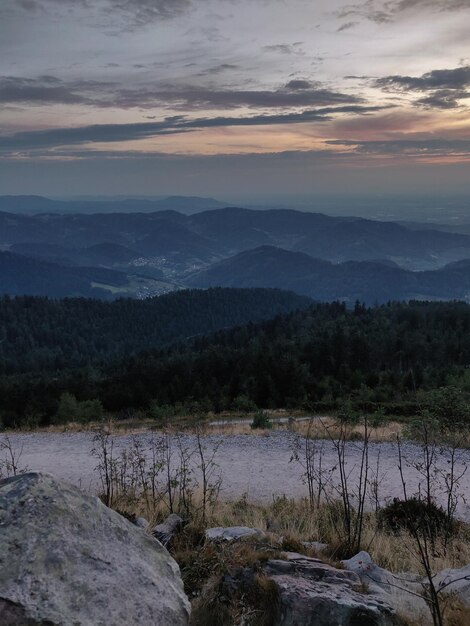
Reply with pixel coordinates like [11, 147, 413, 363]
[3, 430, 470, 520]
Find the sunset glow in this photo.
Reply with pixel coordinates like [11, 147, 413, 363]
[1, 0, 469, 195]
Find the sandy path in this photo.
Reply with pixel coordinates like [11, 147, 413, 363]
[3, 431, 470, 520]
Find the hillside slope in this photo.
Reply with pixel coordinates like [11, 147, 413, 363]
[0, 287, 312, 374]
[186, 245, 470, 304]
[2, 206, 470, 271]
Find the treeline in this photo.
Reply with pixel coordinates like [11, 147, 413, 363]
[0, 288, 311, 374]
[2, 299, 470, 427]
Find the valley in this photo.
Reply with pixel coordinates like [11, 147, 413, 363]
[3, 200, 470, 302]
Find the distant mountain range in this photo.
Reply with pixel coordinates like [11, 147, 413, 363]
[3, 201, 470, 302]
[0, 195, 227, 215]
[2, 205, 470, 268]
[187, 245, 470, 304]
[0, 251, 128, 299]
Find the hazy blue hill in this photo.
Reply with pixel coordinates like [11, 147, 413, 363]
[185, 246, 409, 302]
[76, 243, 140, 266]
[10, 242, 141, 269]
[134, 219, 224, 263]
[0, 251, 129, 298]
[189, 208, 470, 268]
[2, 206, 470, 276]
[141, 196, 227, 214]
[9, 242, 78, 265]
[0, 196, 63, 213]
[186, 245, 470, 304]
[0, 195, 227, 215]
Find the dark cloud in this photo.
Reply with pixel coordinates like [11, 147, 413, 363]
[338, 0, 469, 24]
[0, 75, 113, 106]
[198, 64, 239, 76]
[0, 105, 387, 153]
[376, 66, 470, 91]
[0, 73, 363, 110]
[374, 66, 470, 109]
[284, 80, 315, 90]
[116, 82, 362, 110]
[416, 89, 470, 109]
[262, 43, 305, 55]
[328, 137, 470, 155]
[0, 75, 363, 111]
[112, 0, 191, 21]
[10, 0, 191, 24]
[337, 21, 359, 31]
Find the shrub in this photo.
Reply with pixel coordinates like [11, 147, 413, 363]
[250, 411, 272, 430]
[232, 395, 258, 413]
[378, 497, 449, 540]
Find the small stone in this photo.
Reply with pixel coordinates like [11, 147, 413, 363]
[134, 517, 148, 529]
[205, 526, 267, 542]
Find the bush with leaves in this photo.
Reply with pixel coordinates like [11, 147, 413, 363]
[378, 497, 449, 540]
[250, 411, 272, 430]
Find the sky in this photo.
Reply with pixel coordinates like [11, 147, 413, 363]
[1, 0, 470, 200]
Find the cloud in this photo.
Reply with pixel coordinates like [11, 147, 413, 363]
[376, 66, 470, 91]
[116, 81, 362, 110]
[416, 89, 470, 109]
[328, 137, 470, 156]
[0, 75, 363, 111]
[0, 75, 113, 106]
[197, 64, 239, 76]
[284, 80, 316, 90]
[337, 0, 470, 25]
[374, 66, 470, 109]
[0, 105, 388, 153]
[262, 42, 305, 55]
[337, 21, 359, 31]
[10, 0, 191, 22]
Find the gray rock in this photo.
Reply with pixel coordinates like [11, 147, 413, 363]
[0, 472, 190, 626]
[301, 541, 329, 554]
[205, 526, 267, 542]
[433, 563, 470, 605]
[263, 552, 399, 626]
[134, 516, 148, 529]
[342, 551, 428, 624]
[153, 513, 184, 547]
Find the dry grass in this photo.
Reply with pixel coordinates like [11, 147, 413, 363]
[113, 488, 470, 578]
[106, 487, 470, 626]
[290, 416, 404, 442]
[7, 409, 407, 444]
[14, 417, 157, 435]
[442, 596, 470, 626]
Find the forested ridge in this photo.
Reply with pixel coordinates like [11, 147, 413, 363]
[2, 298, 470, 427]
[0, 288, 311, 374]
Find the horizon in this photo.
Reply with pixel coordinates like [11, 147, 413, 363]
[1, 191, 470, 223]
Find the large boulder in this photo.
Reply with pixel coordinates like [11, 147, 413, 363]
[263, 552, 400, 626]
[0, 472, 190, 626]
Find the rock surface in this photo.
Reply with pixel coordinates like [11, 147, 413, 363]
[301, 540, 329, 554]
[263, 552, 399, 626]
[0, 472, 190, 626]
[134, 516, 148, 529]
[342, 551, 429, 624]
[205, 526, 267, 542]
[433, 563, 470, 605]
[153, 513, 184, 546]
